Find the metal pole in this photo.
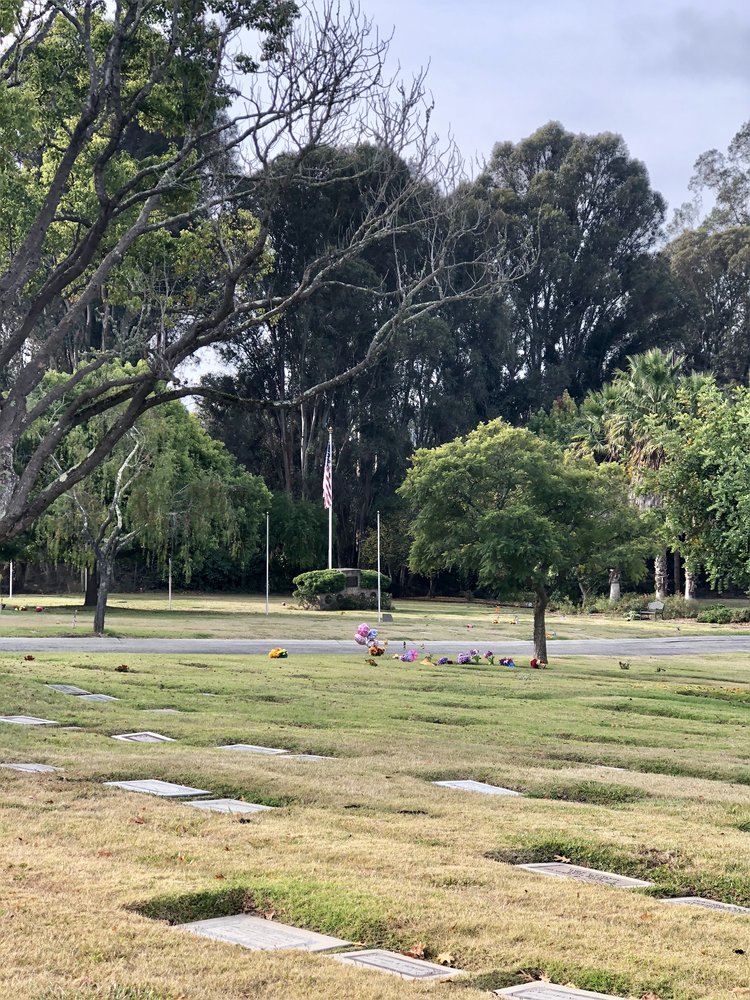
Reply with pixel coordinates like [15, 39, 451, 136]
[9, 561, 13, 600]
[265, 511, 270, 616]
[327, 428, 333, 570]
[168, 557, 172, 611]
[377, 510, 381, 623]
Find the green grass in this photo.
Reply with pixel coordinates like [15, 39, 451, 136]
[1, 649, 750, 998]
[2, 590, 749, 640]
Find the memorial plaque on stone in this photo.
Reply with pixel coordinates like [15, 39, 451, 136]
[433, 779, 522, 797]
[187, 798, 274, 814]
[104, 779, 210, 797]
[178, 914, 349, 952]
[78, 693, 119, 702]
[515, 863, 652, 889]
[496, 983, 626, 999]
[334, 950, 465, 981]
[218, 743, 288, 755]
[662, 897, 750, 915]
[111, 731, 175, 743]
[1, 762, 57, 773]
[47, 684, 91, 696]
[381, 613, 394, 623]
[0, 715, 58, 726]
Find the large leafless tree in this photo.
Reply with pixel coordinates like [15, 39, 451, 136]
[0, 0, 513, 546]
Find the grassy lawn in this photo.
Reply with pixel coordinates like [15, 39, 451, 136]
[0, 592, 747, 641]
[1, 649, 750, 999]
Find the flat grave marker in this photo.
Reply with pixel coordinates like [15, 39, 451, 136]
[0, 715, 58, 726]
[284, 753, 333, 761]
[433, 779, 522, 797]
[178, 914, 349, 952]
[219, 744, 288, 755]
[187, 798, 274, 814]
[145, 709, 182, 714]
[496, 984, 627, 999]
[334, 950, 465, 981]
[662, 897, 750, 916]
[515, 862, 652, 889]
[104, 779, 210, 797]
[111, 732, 175, 743]
[0, 762, 58, 773]
[78, 693, 119, 703]
[47, 684, 91, 696]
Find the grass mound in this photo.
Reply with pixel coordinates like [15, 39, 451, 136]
[526, 780, 651, 805]
[131, 877, 394, 945]
[486, 836, 750, 905]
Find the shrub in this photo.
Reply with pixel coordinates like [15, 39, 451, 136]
[292, 569, 346, 607]
[661, 596, 699, 619]
[613, 592, 650, 615]
[337, 591, 393, 611]
[730, 607, 750, 623]
[359, 570, 391, 590]
[696, 605, 732, 624]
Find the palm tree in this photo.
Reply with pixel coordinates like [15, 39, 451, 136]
[578, 349, 685, 600]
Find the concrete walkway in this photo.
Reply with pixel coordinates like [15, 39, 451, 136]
[0, 635, 748, 656]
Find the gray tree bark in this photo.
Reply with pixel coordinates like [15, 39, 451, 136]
[655, 549, 668, 599]
[684, 567, 698, 601]
[533, 586, 548, 662]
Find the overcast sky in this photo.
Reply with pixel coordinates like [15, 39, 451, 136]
[362, 0, 750, 216]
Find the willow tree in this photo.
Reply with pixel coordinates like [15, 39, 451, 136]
[34, 397, 270, 633]
[0, 1, 509, 547]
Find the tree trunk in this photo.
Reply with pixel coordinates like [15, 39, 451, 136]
[533, 586, 548, 662]
[684, 566, 697, 601]
[608, 568, 621, 604]
[654, 549, 668, 599]
[673, 551, 681, 597]
[84, 565, 99, 607]
[92, 560, 112, 636]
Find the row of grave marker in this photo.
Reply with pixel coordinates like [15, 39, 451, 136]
[3, 716, 750, 918]
[2, 692, 749, 995]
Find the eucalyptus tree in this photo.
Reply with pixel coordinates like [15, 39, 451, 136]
[475, 122, 672, 415]
[0, 1, 507, 547]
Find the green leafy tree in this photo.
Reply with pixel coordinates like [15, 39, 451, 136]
[398, 419, 647, 661]
[34, 399, 270, 633]
[657, 380, 750, 595]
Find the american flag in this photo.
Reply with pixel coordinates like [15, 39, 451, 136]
[323, 438, 333, 510]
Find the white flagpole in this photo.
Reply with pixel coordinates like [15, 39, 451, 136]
[265, 510, 270, 616]
[168, 557, 172, 611]
[327, 428, 333, 570]
[376, 510, 381, 623]
[9, 560, 13, 600]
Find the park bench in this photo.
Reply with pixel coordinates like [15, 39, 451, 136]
[638, 600, 664, 621]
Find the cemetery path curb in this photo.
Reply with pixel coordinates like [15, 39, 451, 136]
[0, 636, 748, 656]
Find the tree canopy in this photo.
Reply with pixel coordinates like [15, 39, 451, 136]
[398, 419, 648, 659]
[0, 0, 506, 547]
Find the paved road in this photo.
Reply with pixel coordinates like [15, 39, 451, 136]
[0, 635, 749, 657]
